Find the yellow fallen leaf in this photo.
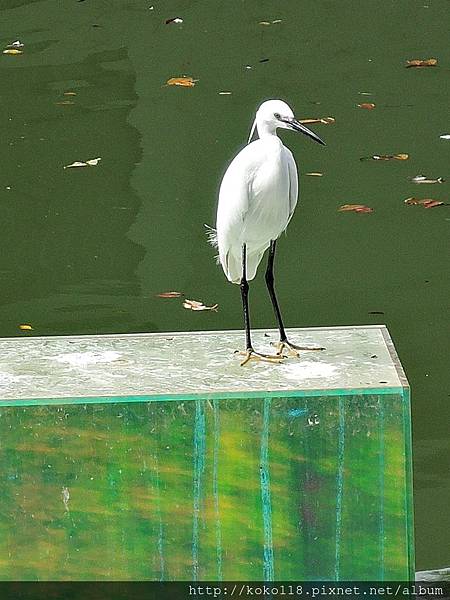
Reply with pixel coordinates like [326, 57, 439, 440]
[406, 58, 437, 68]
[361, 153, 409, 161]
[300, 117, 335, 125]
[166, 77, 198, 87]
[3, 49, 22, 55]
[19, 324, 33, 331]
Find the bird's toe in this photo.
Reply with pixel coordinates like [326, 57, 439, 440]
[237, 349, 284, 366]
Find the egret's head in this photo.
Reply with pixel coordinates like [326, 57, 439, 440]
[251, 99, 326, 145]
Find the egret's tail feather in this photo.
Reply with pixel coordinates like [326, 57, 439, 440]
[204, 223, 218, 248]
[204, 224, 220, 264]
[222, 248, 266, 283]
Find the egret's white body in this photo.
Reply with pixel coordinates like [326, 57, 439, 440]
[217, 132, 297, 282]
[212, 99, 325, 363]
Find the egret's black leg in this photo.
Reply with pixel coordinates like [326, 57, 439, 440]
[240, 244, 252, 352]
[238, 244, 283, 366]
[265, 240, 325, 356]
[265, 240, 287, 342]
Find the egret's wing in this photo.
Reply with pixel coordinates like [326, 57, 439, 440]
[216, 146, 253, 281]
[285, 148, 298, 225]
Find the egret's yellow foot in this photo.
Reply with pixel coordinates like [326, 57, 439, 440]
[273, 340, 326, 358]
[236, 349, 285, 366]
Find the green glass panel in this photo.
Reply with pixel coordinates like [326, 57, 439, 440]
[0, 327, 414, 580]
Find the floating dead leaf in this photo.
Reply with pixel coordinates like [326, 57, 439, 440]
[338, 204, 373, 213]
[156, 291, 183, 298]
[305, 172, 323, 176]
[411, 175, 444, 184]
[259, 19, 282, 25]
[166, 76, 197, 87]
[165, 17, 183, 24]
[300, 117, 335, 125]
[183, 299, 218, 312]
[361, 153, 409, 161]
[406, 58, 437, 68]
[404, 197, 445, 208]
[19, 324, 33, 331]
[358, 102, 376, 110]
[64, 91, 77, 96]
[64, 157, 101, 169]
[3, 48, 22, 55]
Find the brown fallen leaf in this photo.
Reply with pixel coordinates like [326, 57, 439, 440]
[3, 49, 22, 55]
[338, 204, 374, 213]
[156, 291, 183, 298]
[183, 299, 218, 311]
[404, 197, 445, 208]
[19, 324, 33, 331]
[406, 58, 437, 68]
[358, 102, 376, 110]
[166, 76, 198, 87]
[361, 153, 409, 161]
[410, 175, 444, 184]
[300, 117, 335, 125]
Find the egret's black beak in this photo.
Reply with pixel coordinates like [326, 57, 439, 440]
[282, 117, 326, 146]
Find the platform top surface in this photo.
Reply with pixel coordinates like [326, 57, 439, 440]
[0, 326, 407, 402]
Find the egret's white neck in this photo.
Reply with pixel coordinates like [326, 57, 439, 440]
[256, 119, 278, 139]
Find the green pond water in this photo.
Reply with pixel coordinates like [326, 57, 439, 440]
[0, 0, 448, 572]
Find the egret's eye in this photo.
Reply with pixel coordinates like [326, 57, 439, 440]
[274, 112, 281, 119]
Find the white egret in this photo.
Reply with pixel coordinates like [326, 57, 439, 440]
[210, 99, 326, 365]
